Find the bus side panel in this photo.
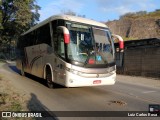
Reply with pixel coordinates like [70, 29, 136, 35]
[41, 50, 69, 86]
[25, 45, 41, 76]
[41, 54, 56, 79]
[52, 56, 67, 85]
[39, 44, 55, 78]
[29, 44, 55, 79]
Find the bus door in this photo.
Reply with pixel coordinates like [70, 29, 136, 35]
[54, 27, 67, 85]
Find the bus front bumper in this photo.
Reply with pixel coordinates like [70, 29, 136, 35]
[65, 71, 116, 87]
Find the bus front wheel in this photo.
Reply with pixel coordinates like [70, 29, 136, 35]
[46, 68, 54, 88]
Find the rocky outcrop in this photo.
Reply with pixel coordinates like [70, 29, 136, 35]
[106, 18, 160, 39]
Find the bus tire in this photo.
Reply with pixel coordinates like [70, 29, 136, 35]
[46, 67, 54, 88]
[20, 62, 25, 76]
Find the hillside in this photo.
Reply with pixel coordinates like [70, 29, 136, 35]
[106, 10, 160, 41]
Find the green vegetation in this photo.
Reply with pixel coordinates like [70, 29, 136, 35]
[0, 78, 22, 112]
[0, 0, 40, 49]
[0, 93, 7, 107]
[114, 37, 138, 43]
[0, 74, 21, 111]
[0, 58, 6, 62]
[123, 37, 138, 41]
[120, 9, 160, 20]
[10, 101, 22, 111]
[0, 93, 23, 120]
[0, 0, 3, 29]
[61, 9, 86, 18]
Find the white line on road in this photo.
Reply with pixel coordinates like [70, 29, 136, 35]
[142, 91, 156, 94]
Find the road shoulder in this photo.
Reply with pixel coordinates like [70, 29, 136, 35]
[117, 74, 160, 89]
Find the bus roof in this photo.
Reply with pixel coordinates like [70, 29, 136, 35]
[22, 15, 108, 35]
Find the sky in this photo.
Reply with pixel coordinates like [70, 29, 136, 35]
[36, 0, 160, 22]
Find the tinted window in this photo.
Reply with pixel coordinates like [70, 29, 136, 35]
[52, 20, 65, 50]
[28, 31, 35, 46]
[36, 24, 51, 45]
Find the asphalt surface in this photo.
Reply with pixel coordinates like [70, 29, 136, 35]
[0, 62, 160, 120]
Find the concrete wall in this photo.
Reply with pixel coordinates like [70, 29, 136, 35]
[123, 46, 160, 77]
[116, 38, 160, 78]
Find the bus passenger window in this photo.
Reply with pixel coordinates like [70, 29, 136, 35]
[36, 24, 51, 46]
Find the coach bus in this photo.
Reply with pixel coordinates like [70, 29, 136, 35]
[16, 15, 123, 88]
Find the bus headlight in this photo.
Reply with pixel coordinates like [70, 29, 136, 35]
[65, 67, 71, 71]
[65, 67, 80, 75]
[72, 70, 78, 74]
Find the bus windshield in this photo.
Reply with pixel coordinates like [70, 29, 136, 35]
[66, 22, 114, 67]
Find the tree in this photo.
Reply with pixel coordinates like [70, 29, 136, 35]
[0, 0, 3, 30]
[136, 11, 147, 15]
[29, 0, 41, 26]
[0, 0, 40, 45]
[120, 12, 136, 19]
[61, 9, 76, 16]
[61, 9, 85, 18]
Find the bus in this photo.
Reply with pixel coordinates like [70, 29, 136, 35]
[16, 15, 123, 88]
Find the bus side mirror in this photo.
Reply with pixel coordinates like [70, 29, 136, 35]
[57, 26, 70, 44]
[112, 34, 124, 52]
[64, 34, 70, 44]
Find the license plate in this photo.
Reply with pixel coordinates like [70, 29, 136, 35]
[93, 80, 101, 84]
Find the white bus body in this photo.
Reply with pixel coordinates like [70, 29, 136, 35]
[16, 15, 119, 88]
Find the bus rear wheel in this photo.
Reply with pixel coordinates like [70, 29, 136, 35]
[46, 68, 54, 88]
[20, 63, 25, 76]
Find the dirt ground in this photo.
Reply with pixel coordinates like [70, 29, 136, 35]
[0, 62, 31, 112]
[0, 62, 40, 120]
[0, 62, 57, 120]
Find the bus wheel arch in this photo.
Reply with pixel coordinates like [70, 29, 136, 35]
[44, 64, 54, 88]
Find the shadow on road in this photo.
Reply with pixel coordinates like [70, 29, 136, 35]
[8, 64, 65, 89]
[27, 93, 58, 120]
[8, 65, 21, 74]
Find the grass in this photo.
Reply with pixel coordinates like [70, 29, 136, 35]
[0, 92, 22, 111]
[0, 91, 24, 120]
[0, 75, 34, 120]
[0, 74, 22, 112]
[0, 93, 7, 105]
[114, 37, 138, 43]
[0, 59, 5, 63]
[10, 101, 22, 111]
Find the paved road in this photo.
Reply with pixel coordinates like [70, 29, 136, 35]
[0, 62, 160, 120]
